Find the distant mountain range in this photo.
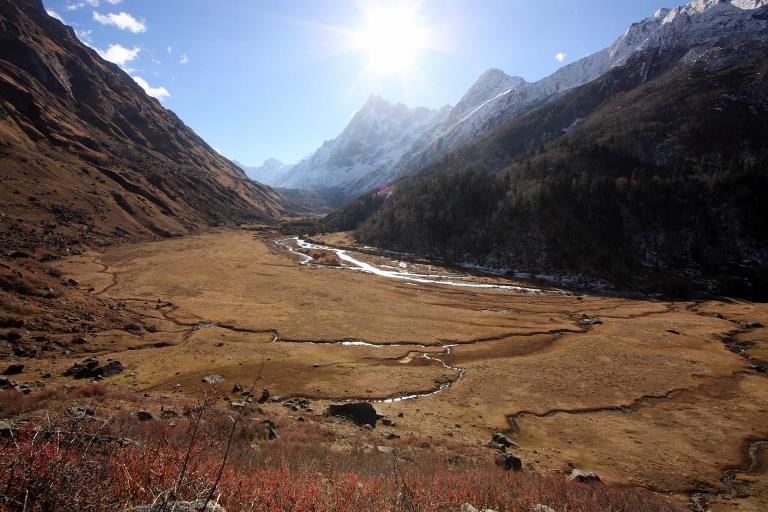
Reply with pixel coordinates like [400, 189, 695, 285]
[324, 0, 768, 297]
[0, 0, 287, 255]
[250, 0, 768, 202]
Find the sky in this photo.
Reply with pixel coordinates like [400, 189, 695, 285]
[42, 0, 669, 166]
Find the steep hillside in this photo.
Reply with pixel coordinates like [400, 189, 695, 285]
[337, 33, 768, 297]
[390, 0, 768, 177]
[0, 0, 286, 257]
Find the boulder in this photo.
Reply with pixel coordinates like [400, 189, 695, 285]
[135, 411, 154, 421]
[202, 375, 225, 385]
[63, 358, 123, 379]
[261, 419, 278, 439]
[258, 388, 270, 403]
[569, 468, 601, 484]
[160, 409, 180, 419]
[63, 358, 100, 379]
[67, 406, 95, 418]
[491, 432, 516, 448]
[1, 364, 24, 376]
[496, 454, 522, 471]
[99, 360, 124, 377]
[327, 402, 378, 428]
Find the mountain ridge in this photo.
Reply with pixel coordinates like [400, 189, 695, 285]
[0, 0, 286, 256]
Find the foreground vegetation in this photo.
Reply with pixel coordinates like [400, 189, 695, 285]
[0, 385, 681, 512]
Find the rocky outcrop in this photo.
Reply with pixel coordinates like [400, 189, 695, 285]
[327, 401, 378, 428]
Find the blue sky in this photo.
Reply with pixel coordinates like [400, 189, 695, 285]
[43, 0, 668, 166]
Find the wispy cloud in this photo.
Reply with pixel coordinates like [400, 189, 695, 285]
[46, 9, 65, 22]
[179, 54, 189, 64]
[131, 76, 171, 101]
[98, 43, 140, 66]
[166, 46, 173, 54]
[555, 52, 567, 63]
[92, 11, 146, 33]
[67, 0, 122, 9]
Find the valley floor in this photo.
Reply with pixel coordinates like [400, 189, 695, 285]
[4, 229, 768, 510]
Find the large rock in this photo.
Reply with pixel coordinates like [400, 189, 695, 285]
[202, 375, 225, 385]
[496, 454, 522, 471]
[123, 500, 226, 512]
[569, 468, 601, 484]
[1, 364, 24, 376]
[327, 402, 378, 428]
[63, 358, 124, 379]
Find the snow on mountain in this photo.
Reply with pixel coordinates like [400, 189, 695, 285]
[236, 158, 294, 186]
[257, 0, 767, 198]
[394, 0, 768, 174]
[274, 95, 450, 191]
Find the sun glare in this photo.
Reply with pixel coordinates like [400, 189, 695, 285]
[354, 4, 430, 75]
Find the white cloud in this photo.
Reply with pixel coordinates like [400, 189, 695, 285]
[555, 52, 567, 62]
[66, 0, 100, 10]
[105, 0, 123, 4]
[76, 29, 93, 46]
[166, 46, 173, 54]
[92, 11, 146, 33]
[179, 54, 189, 64]
[213, 147, 222, 154]
[98, 43, 140, 66]
[46, 9, 64, 22]
[131, 76, 170, 101]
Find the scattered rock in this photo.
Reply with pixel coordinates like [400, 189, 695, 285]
[66, 278, 79, 287]
[63, 358, 123, 379]
[385, 433, 400, 440]
[376, 445, 394, 454]
[492, 432, 516, 448]
[67, 406, 95, 418]
[99, 360, 124, 377]
[123, 500, 226, 512]
[124, 323, 143, 332]
[262, 419, 278, 439]
[63, 357, 100, 379]
[232, 383, 243, 394]
[569, 468, 601, 484]
[160, 409, 180, 419]
[1, 332, 22, 342]
[134, 411, 154, 422]
[745, 321, 763, 329]
[666, 329, 680, 335]
[381, 418, 395, 426]
[496, 454, 522, 471]
[327, 402, 378, 428]
[1, 364, 24, 376]
[533, 505, 557, 512]
[258, 388, 270, 403]
[461, 504, 498, 512]
[202, 374, 225, 385]
[230, 401, 247, 410]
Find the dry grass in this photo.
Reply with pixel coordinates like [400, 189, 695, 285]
[0, 407, 683, 512]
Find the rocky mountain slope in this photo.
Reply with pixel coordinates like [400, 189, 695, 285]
[391, 0, 768, 177]
[261, 1, 768, 202]
[0, 0, 286, 257]
[328, 1, 768, 297]
[272, 95, 449, 194]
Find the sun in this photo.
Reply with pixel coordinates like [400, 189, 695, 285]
[353, 4, 430, 75]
